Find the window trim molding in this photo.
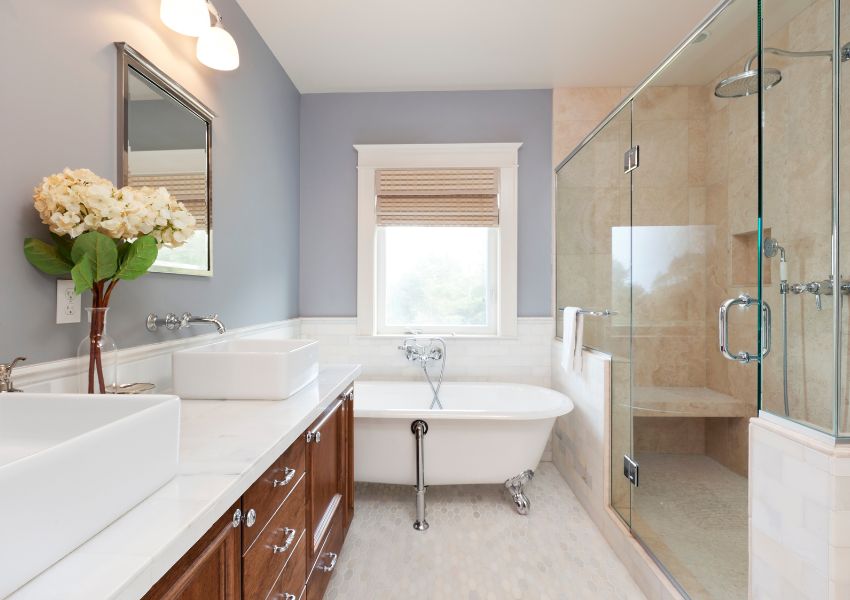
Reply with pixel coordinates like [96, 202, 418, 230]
[355, 143, 521, 337]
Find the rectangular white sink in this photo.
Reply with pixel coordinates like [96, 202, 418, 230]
[0, 393, 180, 597]
[173, 338, 319, 400]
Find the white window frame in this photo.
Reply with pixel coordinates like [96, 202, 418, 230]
[355, 143, 520, 337]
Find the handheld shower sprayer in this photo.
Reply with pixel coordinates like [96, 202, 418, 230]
[764, 236, 790, 417]
[763, 237, 787, 285]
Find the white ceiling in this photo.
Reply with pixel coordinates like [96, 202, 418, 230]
[236, 0, 724, 94]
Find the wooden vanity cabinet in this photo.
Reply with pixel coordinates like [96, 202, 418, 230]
[144, 386, 354, 600]
[305, 396, 343, 563]
[142, 502, 242, 600]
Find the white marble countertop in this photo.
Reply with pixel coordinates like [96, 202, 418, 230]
[9, 364, 361, 600]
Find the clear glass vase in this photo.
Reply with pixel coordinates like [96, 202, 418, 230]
[77, 307, 118, 394]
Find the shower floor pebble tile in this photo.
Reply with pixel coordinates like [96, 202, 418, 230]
[325, 463, 645, 600]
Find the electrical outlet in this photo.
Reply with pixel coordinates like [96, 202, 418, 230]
[56, 280, 81, 324]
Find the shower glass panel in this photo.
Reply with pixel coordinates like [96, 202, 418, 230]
[842, 0, 850, 437]
[760, 0, 837, 433]
[555, 107, 633, 525]
[627, 2, 758, 596]
[554, 1, 760, 597]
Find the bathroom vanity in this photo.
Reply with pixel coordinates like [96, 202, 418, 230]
[143, 386, 354, 600]
[8, 364, 360, 600]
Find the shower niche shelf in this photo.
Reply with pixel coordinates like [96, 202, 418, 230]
[731, 228, 771, 286]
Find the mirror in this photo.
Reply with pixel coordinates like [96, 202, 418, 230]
[116, 42, 214, 276]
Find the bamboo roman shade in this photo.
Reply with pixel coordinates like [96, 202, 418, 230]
[128, 172, 208, 228]
[375, 168, 499, 227]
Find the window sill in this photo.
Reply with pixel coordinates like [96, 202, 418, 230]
[358, 333, 519, 341]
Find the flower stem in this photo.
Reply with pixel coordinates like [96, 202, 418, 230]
[88, 282, 108, 394]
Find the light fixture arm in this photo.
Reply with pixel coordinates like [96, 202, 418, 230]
[205, 1, 223, 27]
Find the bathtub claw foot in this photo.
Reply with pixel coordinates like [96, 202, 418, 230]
[505, 469, 534, 515]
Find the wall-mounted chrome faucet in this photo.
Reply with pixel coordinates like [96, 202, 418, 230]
[399, 337, 446, 410]
[182, 313, 226, 334]
[789, 276, 850, 311]
[146, 312, 226, 334]
[0, 357, 26, 393]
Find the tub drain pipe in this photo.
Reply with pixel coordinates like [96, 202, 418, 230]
[411, 419, 429, 531]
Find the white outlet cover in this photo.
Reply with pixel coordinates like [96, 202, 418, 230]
[56, 280, 81, 324]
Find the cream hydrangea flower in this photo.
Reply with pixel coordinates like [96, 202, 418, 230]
[32, 168, 196, 248]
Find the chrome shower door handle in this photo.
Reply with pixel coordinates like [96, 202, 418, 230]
[718, 293, 760, 363]
[761, 300, 772, 359]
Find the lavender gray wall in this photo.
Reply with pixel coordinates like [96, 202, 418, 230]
[0, 0, 300, 364]
[299, 90, 553, 317]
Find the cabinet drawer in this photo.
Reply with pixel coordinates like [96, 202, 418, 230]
[243, 436, 306, 552]
[269, 530, 307, 600]
[307, 399, 343, 558]
[306, 505, 343, 600]
[243, 477, 306, 600]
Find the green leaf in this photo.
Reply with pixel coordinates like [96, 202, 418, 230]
[115, 235, 158, 280]
[71, 231, 118, 282]
[116, 239, 130, 263]
[71, 254, 94, 294]
[49, 232, 74, 263]
[23, 238, 73, 275]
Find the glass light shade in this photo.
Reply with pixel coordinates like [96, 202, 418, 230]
[196, 25, 240, 71]
[160, 0, 210, 37]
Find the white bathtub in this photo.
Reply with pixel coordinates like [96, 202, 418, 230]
[353, 381, 573, 486]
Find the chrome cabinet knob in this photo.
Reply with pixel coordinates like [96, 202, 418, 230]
[273, 467, 296, 487]
[245, 508, 257, 528]
[233, 507, 257, 527]
[272, 527, 296, 554]
[306, 431, 321, 443]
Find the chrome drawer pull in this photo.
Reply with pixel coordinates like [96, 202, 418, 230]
[306, 431, 321, 443]
[273, 467, 296, 487]
[231, 508, 242, 529]
[272, 528, 296, 554]
[317, 551, 338, 573]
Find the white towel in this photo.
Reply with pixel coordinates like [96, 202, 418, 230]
[561, 307, 584, 374]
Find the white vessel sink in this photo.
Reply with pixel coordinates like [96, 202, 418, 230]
[173, 338, 319, 400]
[0, 393, 180, 597]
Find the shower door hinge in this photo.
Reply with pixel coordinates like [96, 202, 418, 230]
[623, 145, 640, 174]
[623, 455, 639, 487]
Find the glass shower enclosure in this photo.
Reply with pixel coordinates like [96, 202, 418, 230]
[554, 0, 848, 597]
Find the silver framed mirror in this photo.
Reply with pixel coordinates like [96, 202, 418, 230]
[116, 42, 215, 276]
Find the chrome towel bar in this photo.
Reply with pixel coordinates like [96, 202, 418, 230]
[559, 308, 618, 318]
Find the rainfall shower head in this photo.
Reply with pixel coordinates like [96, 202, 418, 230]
[714, 44, 850, 99]
[714, 67, 782, 98]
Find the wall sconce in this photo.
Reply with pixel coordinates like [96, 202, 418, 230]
[160, 0, 240, 71]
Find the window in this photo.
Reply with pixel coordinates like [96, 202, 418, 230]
[356, 144, 520, 337]
[377, 227, 497, 334]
